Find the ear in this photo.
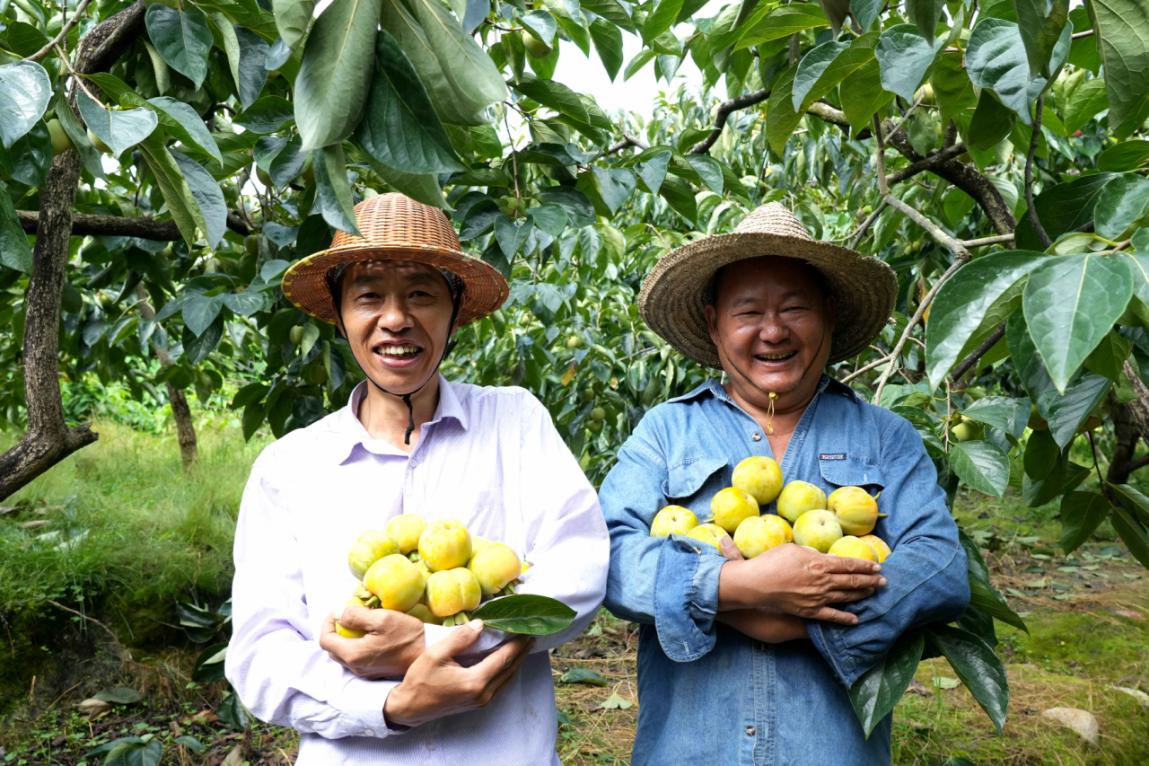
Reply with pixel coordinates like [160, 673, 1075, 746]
[334, 313, 348, 340]
[704, 303, 719, 344]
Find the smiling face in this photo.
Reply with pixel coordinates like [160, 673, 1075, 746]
[704, 256, 834, 417]
[335, 260, 457, 397]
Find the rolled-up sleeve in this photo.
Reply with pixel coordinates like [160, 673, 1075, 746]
[225, 448, 401, 740]
[807, 418, 970, 687]
[600, 423, 725, 662]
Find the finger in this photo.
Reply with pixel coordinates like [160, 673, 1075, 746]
[479, 639, 532, 700]
[823, 556, 882, 574]
[719, 535, 744, 561]
[428, 618, 486, 660]
[825, 588, 876, 603]
[319, 614, 343, 653]
[809, 606, 860, 625]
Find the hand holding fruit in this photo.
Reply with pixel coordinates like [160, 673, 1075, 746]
[718, 543, 886, 625]
[320, 606, 425, 679]
[383, 622, 533, 728]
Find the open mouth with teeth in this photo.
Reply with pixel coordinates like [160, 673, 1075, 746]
[374, 343, 423, 362]
[754, 350, 797, 363]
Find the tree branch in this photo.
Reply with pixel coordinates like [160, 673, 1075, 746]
[962, 233, 1014, 248]
[689, 89, 770, 155]
[950, 324, 1006, 383]
[0, 2, 146, 502]
[1024, 94, 1052, 248]
[27, 0, 94, 62]
[18, 210, 252, 239]
[887, 143, 968, 184]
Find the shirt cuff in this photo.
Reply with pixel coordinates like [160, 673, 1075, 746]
[332, 677, 396, 738]
[653, 537, 726, 662]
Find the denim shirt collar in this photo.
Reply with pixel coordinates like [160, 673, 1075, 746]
[668, 374, 860, 409]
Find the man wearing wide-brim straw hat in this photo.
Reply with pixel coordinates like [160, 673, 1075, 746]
[226, 193, 608, 765]
[599, 202, 969, 764]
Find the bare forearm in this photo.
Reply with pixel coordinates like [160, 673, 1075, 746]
[718, 609, 808, 643]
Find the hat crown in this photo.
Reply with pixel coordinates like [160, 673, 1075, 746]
[329, 193, 462, 253]
[732, 202, 813, 242]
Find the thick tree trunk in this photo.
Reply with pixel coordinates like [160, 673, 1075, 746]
[0, 3, 146, 502]
[1106, 401, 1140, 484]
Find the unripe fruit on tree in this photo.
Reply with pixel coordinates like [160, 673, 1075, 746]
[363, 554, 426, 612]
[289, 325, 305, 345]
[521, 29, 552, 58]
[590, 406, 607, 421]
[47, 119, 71, 154]
[566, 334, 583, 349]
[86, 128, 112, 154]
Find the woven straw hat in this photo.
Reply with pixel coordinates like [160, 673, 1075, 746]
[639, 202, 897, 368]
[282, 193, 509, 325]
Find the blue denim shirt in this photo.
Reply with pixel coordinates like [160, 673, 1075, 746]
[600, 376, 970, 765]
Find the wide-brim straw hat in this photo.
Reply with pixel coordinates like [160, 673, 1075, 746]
[282, 193, 509, 325]
[639, 202, 897, 367]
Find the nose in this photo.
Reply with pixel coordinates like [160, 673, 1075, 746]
[758, 311, 789, 343]
[375, 294, 413, 332]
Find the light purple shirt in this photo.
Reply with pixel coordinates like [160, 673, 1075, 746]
[225, 377, 609, 765]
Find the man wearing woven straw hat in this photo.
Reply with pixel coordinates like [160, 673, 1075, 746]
[225, 193, 608, 765]
[599, 202, 969, 763]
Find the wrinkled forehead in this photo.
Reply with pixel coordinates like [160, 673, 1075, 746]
[710, 255, 830, 304]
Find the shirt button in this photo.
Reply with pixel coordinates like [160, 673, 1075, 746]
[363, 728, 375, 736]
[751, 432, 762, 442]
[745, 725, 756, 736]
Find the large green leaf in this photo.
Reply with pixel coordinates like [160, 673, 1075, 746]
[295, 0, 379, 150]
[931, 50, 978, 125]
[0, 182, 32, 273]
[469, 594, 576, 635]
[1044, 373, 1111, 447]
[925, 251, 1045, 389]
[959, 531, 1028, 632]
[0, 61, 51, 149]
[642, 0, 685, 42]
[1089, 0, 1149, 136]
[145, 4, 213, 88]
[272, 0, 315, 51]
[1124, 252, 1149, 323]
[1014, 0, 1069, 76]
[1098, 139, 1149, 171]
[1015, 172, 1118, 250]
[1109, 503, 1149, 568]
[1059, 491, 1111, 553]
[949, 440, 1011, 497]
[380, 0, 508, 127]
[737, 3, 828, 48]
[1060, 77, 1109, 134]
[146, 97, 222, 164]
[967, 89, 1016, 151]
[875, 24, 943, 101]
[929, 625, 1010, 732]
[313, 145, 360, 235]
[1106, 482, 1149, 526]
[792, 37, 876, 112]
[228, 27, 270, 109]
[1023, 427, 1059, 479]
[906, 0, 943, 42]
[839, 59, 893, 133]
[962, 396, 1031, 440]
[589, 19, 624, 80]
[171, 151, 227, 249]
[848, 630, 924, 737]
[1093, 173, 1149, 239]
[766, 67, 801, 156]
[181, 294, 224, 337]
[77, 90, 159, 157]
[139, 134, 211, 247]
[356, 30, 464, 173]
[1022, 253, 1133, 392]
[514, 76, 612, 143]
[966, 18, 1042, 124]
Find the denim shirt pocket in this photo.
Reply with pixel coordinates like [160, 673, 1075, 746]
[663, 456, 729, 505]
[818, 457, 885, 494]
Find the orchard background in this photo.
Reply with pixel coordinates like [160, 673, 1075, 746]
[2, 0, 1149, 762]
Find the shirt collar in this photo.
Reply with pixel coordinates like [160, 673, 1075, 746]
[668, 374, 857, 407]
[330, 375, 469, 463]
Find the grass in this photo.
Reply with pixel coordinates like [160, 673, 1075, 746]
[2, 424, 1148, 764]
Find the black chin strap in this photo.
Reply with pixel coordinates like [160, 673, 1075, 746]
[359, 282, 464, 445]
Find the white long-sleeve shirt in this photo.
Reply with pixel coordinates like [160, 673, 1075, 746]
[225, 377, 609, 765]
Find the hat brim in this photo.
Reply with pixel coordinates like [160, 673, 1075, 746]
[639, 232, 897, 368]
[282, 243, 509, 325]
